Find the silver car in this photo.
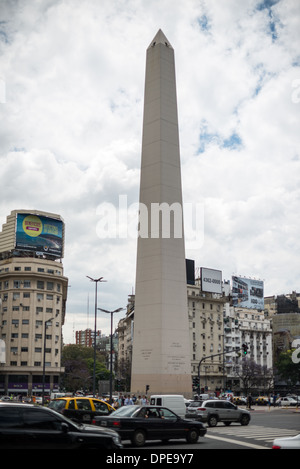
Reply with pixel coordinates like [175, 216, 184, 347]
[192, 399, 251, 427]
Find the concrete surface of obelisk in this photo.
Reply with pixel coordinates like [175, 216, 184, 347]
[130, 30, 192, 396]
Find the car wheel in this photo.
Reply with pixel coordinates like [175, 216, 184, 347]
[186, 429, 199, 444]
[132, 429, 146, 447]
[240, 414, 250, 426]
[207, 415, 218, 427]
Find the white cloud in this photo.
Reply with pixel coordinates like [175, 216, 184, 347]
[0, 0, 299, 342]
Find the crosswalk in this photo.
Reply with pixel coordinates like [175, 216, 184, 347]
[208, 424, 298, 445]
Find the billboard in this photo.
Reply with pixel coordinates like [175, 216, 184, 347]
[232, 276, 264, 309]
[15, 213, 63, 258]
[201, 268, 222, 294]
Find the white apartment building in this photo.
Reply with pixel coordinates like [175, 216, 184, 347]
[223, 303, 273, 390]
[0, 210, 68, 396]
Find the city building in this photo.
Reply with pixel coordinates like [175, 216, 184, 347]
[117, 267, 274, 396]
[75, 328, 101, 348]
[0, 210, 68, 396]
[223, 303, 273, 390]
[188, 277, 227, 393]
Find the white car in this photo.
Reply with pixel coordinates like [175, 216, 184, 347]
[272, 434, 300, 449]
[277, 396, 297, 406]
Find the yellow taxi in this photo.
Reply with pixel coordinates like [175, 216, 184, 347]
[48, 397, 115, 424]
[255, 396, 269, 406]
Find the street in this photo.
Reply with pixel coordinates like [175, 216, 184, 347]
[122, 407, 300, 450]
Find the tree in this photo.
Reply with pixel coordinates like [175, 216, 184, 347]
[61, 344, 110, 393]
[275, 349, 300, 391]
[233, 358, 261, 396]
[233, 357, 273, 396]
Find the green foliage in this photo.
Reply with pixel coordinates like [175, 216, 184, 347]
[275, 349, 300, 387]
[61, 344, 110, 392]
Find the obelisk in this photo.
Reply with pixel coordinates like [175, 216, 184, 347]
[131, 30, 192, 396]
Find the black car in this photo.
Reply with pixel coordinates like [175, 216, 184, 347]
[0, 402, 122, 449]
[93, 405, 207, 447]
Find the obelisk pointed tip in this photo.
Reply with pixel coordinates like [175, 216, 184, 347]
[148, 29, 173, 49]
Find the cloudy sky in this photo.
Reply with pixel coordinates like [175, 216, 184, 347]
[1, 0, 299, 343]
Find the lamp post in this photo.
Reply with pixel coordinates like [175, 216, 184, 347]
[42, 317, 54, 405]
[86, 276, 106, 397]
[98, 307, 124, 404]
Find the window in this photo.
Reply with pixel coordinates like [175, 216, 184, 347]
[23, 408, 62, 430]
[76, 399, 92, 411]
[0, 407, 22, 428]
[93, 400, 110, 413]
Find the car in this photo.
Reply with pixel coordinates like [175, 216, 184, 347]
[0, 402, 122, 449]
[48, 396, 114, 424]
[193, 399, 251, 427]
[232, 397, 247, 405]
[272, 433, 300, 449]
[0, 396, 11, 401]
[185, 400, 203, 418]
[255, 396, 269, 406]
[276, 396, 298, 406]
[93, 405, 207, 447]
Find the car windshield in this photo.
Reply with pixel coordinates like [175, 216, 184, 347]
[48, 399, 67, 412]
[109, 406, 139, 417]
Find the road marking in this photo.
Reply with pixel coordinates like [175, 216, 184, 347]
[207, 425, 299, 447]
[206, 434, 268, 449]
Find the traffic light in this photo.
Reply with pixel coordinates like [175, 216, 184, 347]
[242, 343, 248, 355]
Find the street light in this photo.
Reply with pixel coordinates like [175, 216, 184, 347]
[86, 276, 107, 397]
[98, 307, 125, 403]
[42, 317, 54, 405]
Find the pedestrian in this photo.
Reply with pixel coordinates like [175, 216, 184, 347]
[135, 395, 142, 405]
[118, 394, 124, 407]
[124, 395, 133, 405]
[247, 394, 252, 410]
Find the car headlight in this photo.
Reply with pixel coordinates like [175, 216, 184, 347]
[113, 435, 122, 445]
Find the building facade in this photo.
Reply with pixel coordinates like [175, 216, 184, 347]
[75, 328, 101, 348]
[117, 275, 273, 395]
[0, 210, 68, 396]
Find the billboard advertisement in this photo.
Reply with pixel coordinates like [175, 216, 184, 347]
[232, 276, 264, 309]
[201, 268, 222, 294]
[15, 213, 63, 258]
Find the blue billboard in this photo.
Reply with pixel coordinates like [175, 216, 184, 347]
[15, 213, 63, 258]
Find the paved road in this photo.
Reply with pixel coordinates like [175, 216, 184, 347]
[122, 407, 300, 451]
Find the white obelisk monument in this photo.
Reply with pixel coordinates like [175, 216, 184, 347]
[131, 30, 192, 396]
